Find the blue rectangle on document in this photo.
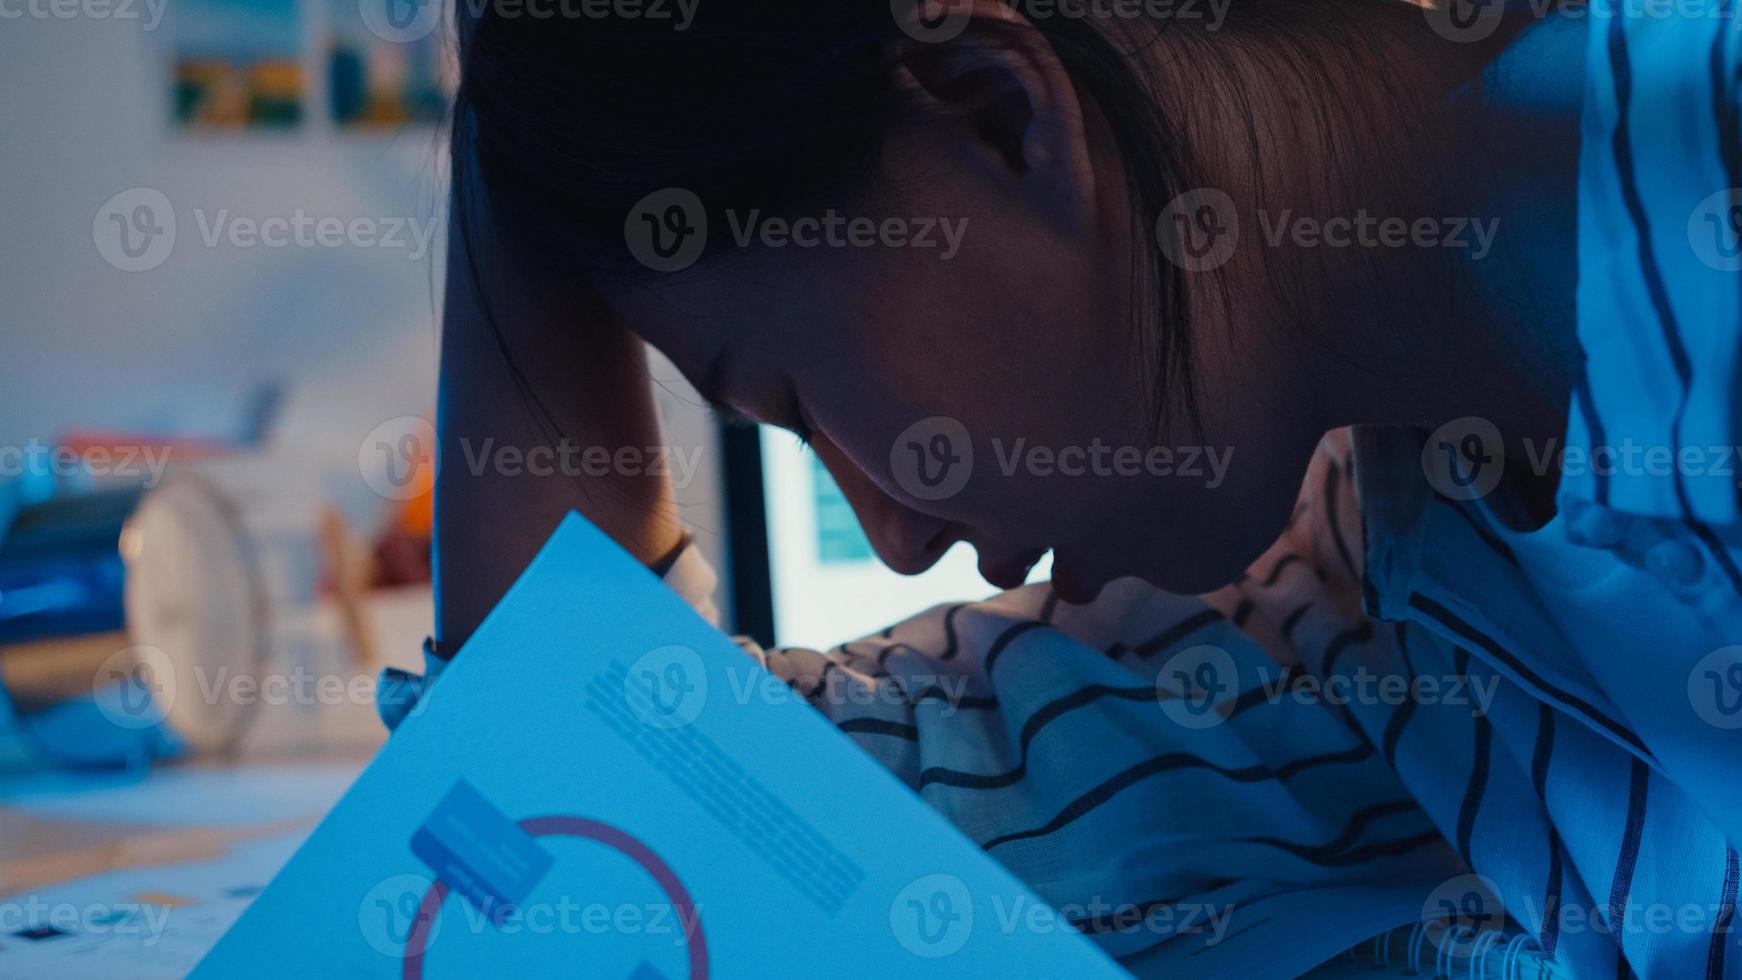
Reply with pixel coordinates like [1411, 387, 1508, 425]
[410, 778, 553, 918]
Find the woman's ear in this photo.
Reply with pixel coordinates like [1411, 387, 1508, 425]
[887, 1, 1096, 232]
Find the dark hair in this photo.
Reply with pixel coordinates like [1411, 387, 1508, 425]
[449, 0, 1437, 437]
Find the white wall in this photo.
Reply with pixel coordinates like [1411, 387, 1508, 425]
[0, 6, 445, 446]
[0, 9, 730, 607]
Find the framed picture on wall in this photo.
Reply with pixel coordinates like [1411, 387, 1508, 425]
[327, 0, 452, 128]
[172, 0, 304, 129]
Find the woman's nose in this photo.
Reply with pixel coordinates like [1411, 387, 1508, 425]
[811, 435, 958, 576]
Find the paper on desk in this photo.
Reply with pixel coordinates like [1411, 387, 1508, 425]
[195, 514, 1126, 978]
[0, 829, 307, 980]
[0, 764, 357, 828]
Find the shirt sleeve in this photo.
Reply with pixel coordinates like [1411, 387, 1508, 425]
[1571, 0, 1742, 530]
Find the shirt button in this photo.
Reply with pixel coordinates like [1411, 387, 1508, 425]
[1646, 538, 1705, 587]
[1569, 502, 1625, 549]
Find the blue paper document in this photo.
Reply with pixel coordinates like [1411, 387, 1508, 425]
[195, 514, 1125, 978]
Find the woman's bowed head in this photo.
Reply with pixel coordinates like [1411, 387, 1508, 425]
[446, 0, 1559, 620]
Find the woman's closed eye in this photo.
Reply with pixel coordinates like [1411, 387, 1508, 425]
[694, 347, 813, 446]
[784, 387, 815, 446]
[708, 393, 813, 447]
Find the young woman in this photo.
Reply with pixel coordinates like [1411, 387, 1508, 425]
[405, 0, 1742, 973]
